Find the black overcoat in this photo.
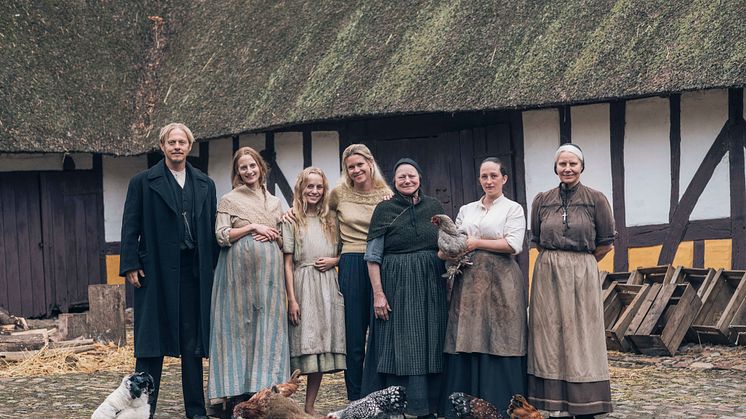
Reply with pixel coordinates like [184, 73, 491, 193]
[119, 160, 218, 358]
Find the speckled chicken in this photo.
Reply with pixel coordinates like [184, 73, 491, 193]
[431, 214, 472, 281]
[449, 393, 542, 419]
[232, 369, 302, 419]
[449, 392, 502, 419]
[326, 386, 407, 419]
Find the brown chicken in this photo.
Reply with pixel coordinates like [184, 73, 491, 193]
[232, 369, 302, 419]
[507, 395, 543, 419]
[449, 393, 543, 419]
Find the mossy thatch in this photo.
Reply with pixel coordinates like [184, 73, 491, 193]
[2, 0, 745, 155]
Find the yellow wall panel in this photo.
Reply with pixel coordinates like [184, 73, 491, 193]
[672, 241, 694, 268]
[597, 248, 614, 272]
[106, 255, 124, 285]
[528, 248, 539, 292]
[704, 239, 732, 270]
[628, 245, 662, 270]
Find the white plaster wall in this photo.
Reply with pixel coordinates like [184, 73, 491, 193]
[624, 97, 671, 226]
[274, 132, 304, 209]
[523, 109, 560, 220]
[680, 89, 730, 220]
[0, 153, 92, 171]
[571, 103, 613, 204]
[209, 137, 235, 200]
[102, 155, 148, 242]
[312, 131, 341, 187]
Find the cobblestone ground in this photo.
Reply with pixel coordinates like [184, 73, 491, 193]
[2, 348, 745, 418]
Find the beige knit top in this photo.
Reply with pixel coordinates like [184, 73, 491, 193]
[329, 184, 391, 254]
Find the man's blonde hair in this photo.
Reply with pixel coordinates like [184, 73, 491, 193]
[159, 123, 195, 145]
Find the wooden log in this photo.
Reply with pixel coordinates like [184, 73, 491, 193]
[0, 333, 47, 352]
[87, 284, 126, 346]
[49, 338, 95, 349]
[0, 344, 96, 362]
[57, 313, 89, 340]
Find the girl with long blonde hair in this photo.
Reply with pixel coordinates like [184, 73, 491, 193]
[282, 167, 345, 415]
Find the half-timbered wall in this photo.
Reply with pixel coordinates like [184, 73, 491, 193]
[521, 87, 744, 274]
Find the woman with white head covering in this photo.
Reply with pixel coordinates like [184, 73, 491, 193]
[527, 143, 615, 418]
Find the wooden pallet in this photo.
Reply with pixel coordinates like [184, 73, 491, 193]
[673, 267, 717, 298]
[600, 271, 633, 290]
[603, 282, 652, 351]
[627, 265, 679, 286]
[690, 270, 746, 344]
[729, 298, 746, 345]
[627, 283, 702, 356]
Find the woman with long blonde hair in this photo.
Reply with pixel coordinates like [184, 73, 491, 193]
[207, 147, 289, 413]
[282, 167, 345, 415]
[331, 144, 391, 401]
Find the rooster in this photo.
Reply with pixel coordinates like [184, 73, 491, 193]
[232, 369, 302, 419]
[326, 386, 407, 419]
[449, 393, 542, 419]
[431, 214, 472, 281]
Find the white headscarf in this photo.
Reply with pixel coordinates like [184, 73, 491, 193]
[554, 143, 584, 163]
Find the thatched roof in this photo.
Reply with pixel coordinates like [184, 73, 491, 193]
[2, 1, 745, 155]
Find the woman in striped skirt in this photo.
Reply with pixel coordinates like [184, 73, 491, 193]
[207, 147, 290, 410]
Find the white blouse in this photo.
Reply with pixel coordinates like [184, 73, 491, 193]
[455, 194, 526, 254]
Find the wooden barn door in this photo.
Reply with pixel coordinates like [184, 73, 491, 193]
[41, 171, 106, 313]
[0, 173, 47, 317]
[370, 124, 516, 219]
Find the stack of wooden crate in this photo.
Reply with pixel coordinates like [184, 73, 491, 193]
[602, 265, 746, 355]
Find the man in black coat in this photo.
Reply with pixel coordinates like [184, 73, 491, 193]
[119, 122, 218, 419]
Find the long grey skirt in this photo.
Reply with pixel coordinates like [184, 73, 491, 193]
[207, 236, 290, 400]
[527, 249, 612, 416]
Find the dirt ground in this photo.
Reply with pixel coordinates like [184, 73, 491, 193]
[2, 332, 746, 418]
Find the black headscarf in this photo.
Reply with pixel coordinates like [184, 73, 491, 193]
[367, 158, 444, 253]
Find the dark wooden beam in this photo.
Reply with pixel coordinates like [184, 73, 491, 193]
[693, 240, 705, 268]
[627, 218, 731, 247]
[263, 132, 276, 194]
[610, 101, 628, 271]
[510, 110, 529, 286]
[269, 160, 294, 205]
[303, 130, 313, 168]
[199, 141, 209, 174]
[658, 123, 730, 264]
[232, 135, 239, 154]
[104, 242, 121, 255]
[728, 88, 746, 269]
[559, 105, 571, 145]
[669, 94, 681, 221]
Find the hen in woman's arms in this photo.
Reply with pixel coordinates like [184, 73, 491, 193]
[431, 214, 473, 281]
[449, 393, 543, 419]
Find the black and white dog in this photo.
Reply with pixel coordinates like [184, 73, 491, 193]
[91, 372, 154, 419]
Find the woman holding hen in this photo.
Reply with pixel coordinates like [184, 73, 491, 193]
[527, 143, 614, 418]
[362, 158, 447, 418]
[440, 157, 528, 416]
